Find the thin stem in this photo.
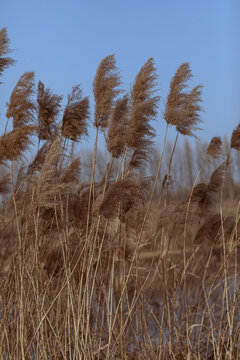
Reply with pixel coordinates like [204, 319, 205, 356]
[86, 125, 99, 237]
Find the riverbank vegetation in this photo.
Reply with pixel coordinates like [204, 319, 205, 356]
[1, 27, 240, 359]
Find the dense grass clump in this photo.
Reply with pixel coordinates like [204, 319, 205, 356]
[1, 28, 240, 359]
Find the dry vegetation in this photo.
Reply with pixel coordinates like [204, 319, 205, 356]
[0, 27, 240, 359]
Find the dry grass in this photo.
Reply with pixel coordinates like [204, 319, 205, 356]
[0, 28, 240, 359]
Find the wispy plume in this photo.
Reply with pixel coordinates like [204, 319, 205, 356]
[207, 136, 222, 159]
[0, 27, 15, 82]
[195, 214, 235, 245]
[62, 85, 90, 142]
[231, 123, 240, 151]
[6, 72, 35, 129]
[164, 62, 203, 137]
[0, 126, 35, 164]
[107, 94, 129, 158]
[27, 141, 51, 174]
[99, 178, 148, 221]
[127, 58, 159, 168]
[37, 81, 62, 141]
[37, 138, 63, 208]
[207, 162, 226, 193]
[191, 162, 227, 210]
[93, 54, 121, 130]
[60, 158, 81, 185]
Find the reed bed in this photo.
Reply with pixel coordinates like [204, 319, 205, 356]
[0, 28, 240, 359]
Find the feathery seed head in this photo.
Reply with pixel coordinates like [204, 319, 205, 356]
[208, 162, 226, 193]
[62, 85, 90, 142]
[107, 94, 129, 158]
[37, 81, 63, 141]
[207, 136, 222, 159]
[131, 57, 158, 104]
[0, 27, 15, 82]
[93, 54, 121, 130]
[6, 72, 36, 129]
[27, 142, 51, 174]
[231, 123, 240, 151]
[0, 126, 35, 164]
[99, 178, 148, 221]
[164, 63, 203, 137]
[127, 58, 159, 168]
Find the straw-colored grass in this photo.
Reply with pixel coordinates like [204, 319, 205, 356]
[0, 28, 240, 359]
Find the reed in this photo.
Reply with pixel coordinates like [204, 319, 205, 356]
[1, 27, 240, 359]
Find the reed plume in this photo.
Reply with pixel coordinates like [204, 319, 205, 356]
[27, 141, 51, 174]
[195, 214, 235, 245]
[231, 123, 240, 151]
[37, 81, 62, 141]
[191, 162, 227, 209]
[0, 126, 34, 164]
[191, 182, 209, 208]
[37, 138, 64, 208]
[127, 58, 159, 168]
[107, 95, 129, 158]
[164, 63, 203, 137]
[99, 178, 148, 221]
[6, 72, 35, 129]
[60, 158, 81, 185]
[207, 162, 226, 193]
[93, 54, 121, 130]
[62, 85, 90, 142]
[72, 183, 94, 229]
[0, 27, 15, 82]
[207, 136, 222, 159]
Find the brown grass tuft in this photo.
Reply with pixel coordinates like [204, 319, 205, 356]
[131, 57, 158, 104]
[0, 126, 35, 164]
[207, 136, 222, 159]
[127, 58, 160, 168]
[164, 62, 203, 137]
[231, 122, 240, 151]
[0, 27, 15, 82]
[207, 162, 226, 193]
[37, 81, 63, 141]
[27, 141, 51, 174]
[93, 54, 121, 130]
[60, 157, 81, 185]
[99, 178, 148, 221]
[62, 85, 90, 142]
[6, 72, 35, 128]
[1, 40, 240, 359]
[37, 137, 64, 208]
[107, 94, 129, 158]
[191, 182, 209, 204]
[195, 213, 235, 245]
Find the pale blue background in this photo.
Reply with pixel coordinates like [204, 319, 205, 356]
[1, 0, 239, 149]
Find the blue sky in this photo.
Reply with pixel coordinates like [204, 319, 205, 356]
[1, 0, 239, 149]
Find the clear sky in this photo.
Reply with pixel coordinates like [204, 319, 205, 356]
[1, 0, 239, 149]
